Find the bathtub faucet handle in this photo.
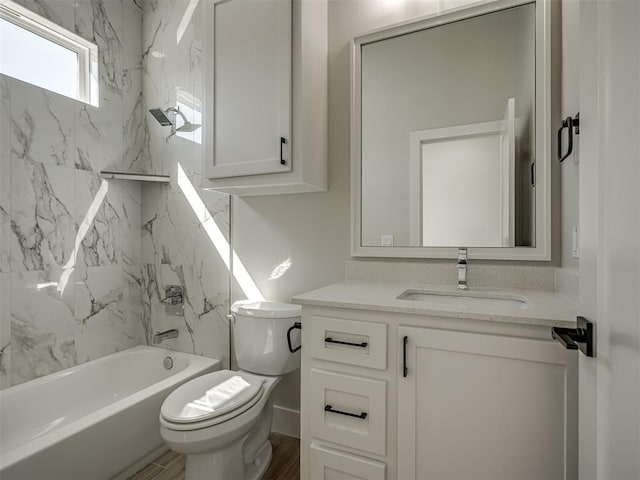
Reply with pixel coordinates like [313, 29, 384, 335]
[160, 294, 182, 305]
[160, 285, 183, 306]
[161, 286, 184, 317]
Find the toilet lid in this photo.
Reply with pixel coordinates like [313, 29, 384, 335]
[231, 300, 301, 319]
[161, 370, 263, 424]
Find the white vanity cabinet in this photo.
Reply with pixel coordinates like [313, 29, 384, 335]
[202, 0, 327, 196]
[298, 306, 577, 480]
[398, 326, 572, 480]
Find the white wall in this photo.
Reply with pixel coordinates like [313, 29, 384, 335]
[560, 0, 579, 272]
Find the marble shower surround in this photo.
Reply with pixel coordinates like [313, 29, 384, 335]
[1, 0, 234, 389]
[141, 0, 232, 368]
[0, 0, 146, 389]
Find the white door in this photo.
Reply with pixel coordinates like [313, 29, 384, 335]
[397, 326, 575, 480]
[578, 0, 640, 479]
[207, 0, 292, 179]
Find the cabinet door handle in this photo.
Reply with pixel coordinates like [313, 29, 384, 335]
[530, 161, 535, 187]
[324, 337, 368, 348]
[280, 137, 287, 165]
[324, 404, 368, 420]
[402, 335, 408, 377]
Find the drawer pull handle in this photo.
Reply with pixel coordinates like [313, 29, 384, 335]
[324, 337, 368, 348]
[324, 404, 368, 420]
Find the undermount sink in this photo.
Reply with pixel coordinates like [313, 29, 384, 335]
[396, 289, 530, 310]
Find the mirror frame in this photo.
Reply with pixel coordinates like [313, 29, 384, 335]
[350, 0, 552, 261]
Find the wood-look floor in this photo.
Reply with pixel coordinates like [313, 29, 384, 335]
[129, 433, 300, 480]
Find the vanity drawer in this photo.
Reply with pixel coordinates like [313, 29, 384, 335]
[310, 443, 386, 480]
[309, 369, 387, 456]
[309, 315, 387, 369]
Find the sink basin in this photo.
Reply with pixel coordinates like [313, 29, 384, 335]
[396, 289, 529, 310]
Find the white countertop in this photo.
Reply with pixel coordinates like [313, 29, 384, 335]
[292, 280, 578, 328]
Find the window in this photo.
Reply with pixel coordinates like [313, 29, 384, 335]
[0, 0, 98, 105]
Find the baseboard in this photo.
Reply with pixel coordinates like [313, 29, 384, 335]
[271, 405, 300, 438]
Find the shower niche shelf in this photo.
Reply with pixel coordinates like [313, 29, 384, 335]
[100, 171, 170, 183]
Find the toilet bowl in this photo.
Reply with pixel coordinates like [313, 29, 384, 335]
[159, 301, 301, 480]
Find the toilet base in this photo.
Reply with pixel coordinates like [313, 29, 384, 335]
[181, 398, 276, 480]
[244, 441, 273, 480]
[185, 439, 272, 480]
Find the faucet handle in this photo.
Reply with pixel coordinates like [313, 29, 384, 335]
[458, 247, 467, 263]
[160, 294, 182, 305]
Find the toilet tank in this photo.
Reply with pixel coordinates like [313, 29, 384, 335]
[231, 301, 301, 376]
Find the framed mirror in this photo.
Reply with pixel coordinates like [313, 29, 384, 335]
[351, 0, 551, 260]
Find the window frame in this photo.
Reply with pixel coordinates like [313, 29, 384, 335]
[0, 0, 99, 106]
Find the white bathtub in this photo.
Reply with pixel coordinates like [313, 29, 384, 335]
[0, 345, 220, 480]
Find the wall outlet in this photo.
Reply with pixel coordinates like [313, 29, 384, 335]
[381, 235, 394, 247]
[572, 225, 579, 259]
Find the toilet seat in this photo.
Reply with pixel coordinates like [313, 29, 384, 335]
[161, 370, 264, 430]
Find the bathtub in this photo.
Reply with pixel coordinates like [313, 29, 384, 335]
[0, 345, 220, 480]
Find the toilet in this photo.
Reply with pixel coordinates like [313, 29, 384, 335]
[159, 301, 302, 480]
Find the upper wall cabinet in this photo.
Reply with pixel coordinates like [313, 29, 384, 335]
[202, 0, 328, 196]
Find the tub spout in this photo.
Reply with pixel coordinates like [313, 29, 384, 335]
[152, 329, 179, 345]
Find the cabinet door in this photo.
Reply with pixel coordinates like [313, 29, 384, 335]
[397, 326, 575, 480]
[208, 0, 291, 178]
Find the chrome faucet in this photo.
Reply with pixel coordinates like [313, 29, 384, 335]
[152, 329, 179, 345]
[457, 248, 468, 290]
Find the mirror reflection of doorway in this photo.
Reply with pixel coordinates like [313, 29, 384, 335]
[410, 99, 515, 247]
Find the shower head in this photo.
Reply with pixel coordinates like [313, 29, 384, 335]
[176, 121, 201, 133]
[148, 106, 201, 137]
[148, 108, 173, 127]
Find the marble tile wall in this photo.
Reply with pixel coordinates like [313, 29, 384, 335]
[0, 0, 146, 389]
[141, 0, 231, 368]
